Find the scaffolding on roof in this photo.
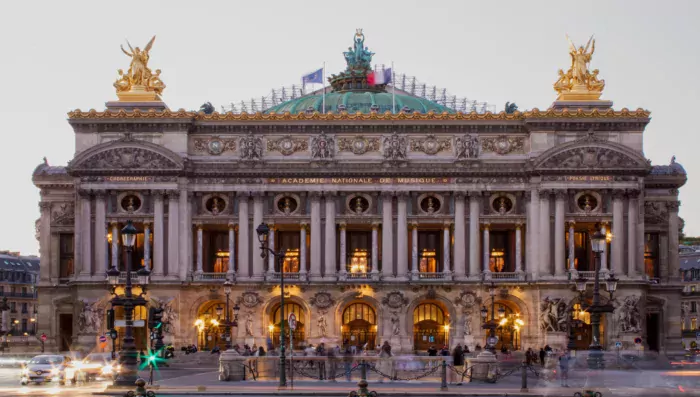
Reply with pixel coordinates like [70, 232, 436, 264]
[220, 66, 494, 114]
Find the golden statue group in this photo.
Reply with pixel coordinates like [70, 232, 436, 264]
[114, 36, 165, 101]
[554, 35, 605, 101]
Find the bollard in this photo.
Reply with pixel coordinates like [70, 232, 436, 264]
[348, 360, 374, 397]
[440, 360, 448, 391]
[520, 361, 528, 392]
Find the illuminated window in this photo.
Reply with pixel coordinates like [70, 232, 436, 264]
[693, 286, 697, 292]
[418, 231, 441, 273]
[420, 249, 437, 273]
[347, 231, 371, 273]
[349, 249, 369, 274]
[283, 249, 300, 273]
[692, 318, 697, 330]
[573, 303, 591, 325]
[644, 233, 659, 279]
[490, 249, 505, 272]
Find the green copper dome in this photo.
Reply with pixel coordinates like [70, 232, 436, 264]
[264, 91, 454, 114]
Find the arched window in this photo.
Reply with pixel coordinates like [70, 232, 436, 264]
[270, 302, 305, 349]
[413, 303, 448, 352]
[341, 302, 377, 349]
[343, 303, 376, 325]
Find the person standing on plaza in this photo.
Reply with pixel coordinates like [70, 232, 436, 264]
[378, 341, 393, 383]
[327, 345, 338, 382]
[558, 350, 571, 387]
[316, 343, 327, 380]
[539, 347, 546, 367]
[452, 344, 464, 385]
[343, 346, 353, 382]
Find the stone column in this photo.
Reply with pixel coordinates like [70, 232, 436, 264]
[539, 191, 551, 277]
[396, 193, 409, 280]
[339, 222, 347, 276]
[600, 222, 609, 272]
[411, 222, 419, 275]
[443, 222, 451, 275]
[143, 222, 151, 271]
[611, 191, 625, 276]
[238, 194, 250, 279]
[111, 221, 119, 271]
[527, 189, 540, 278]
[482, 223, 490, 275]
[668, 201, 681, 281]
[73, 191, 83, 276]
[567, 221, 575, 272]
[660, 234, 669, 282]
[554, 191, 566, 276]
[38, 201, 51, 282]
[167, 190, 180, 277]
[515, 223, 523, 273]
[196, 224, 204, 273]
[299, 223, 308, 276]
[324, 193, 337, 280]
[627, 191, 639, 277]
[79, 191, 92, 277]
[94, 191, 106, 275]
[310, 192, 322, 280]
[153, 191, 164, 276]
[186, 192, 194, 279]
[252, 194, 264, 280]
[228, 224, 236, 279]
[268, 225, 276, 274]
[381, 192, 394, 278]
[453, 192, 466, 280]
[178, 187, 189, 281]
[371, 222, 379, 275]
[468, 192, 481, 278]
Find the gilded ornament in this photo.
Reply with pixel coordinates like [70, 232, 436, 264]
[382, 131, 408, 163]
[409, 135, 451, 155]
[267, 136, 308, 156]
[553, 35, 605, 101]
[114, 36, 165, 101]
[455, 134, 479, 159]
[193, 137, 236, 156]
[481, 136, 525, 155]
[337, 136, 379, 154]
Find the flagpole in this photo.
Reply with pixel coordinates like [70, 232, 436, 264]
[322, 62, 326, 113]
[391, 61, 395, 114]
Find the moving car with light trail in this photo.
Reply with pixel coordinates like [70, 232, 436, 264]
[71, 352, 120, 381]
[20, 354, 74, 385]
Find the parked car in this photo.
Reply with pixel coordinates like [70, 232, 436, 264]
[20, 355, 75, 385]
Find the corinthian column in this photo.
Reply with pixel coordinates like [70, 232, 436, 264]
[178, 187, 189, 281]
[600, 222, 609, 272]
[453, 192, 466, 280]
[468, 192, 481, 278]
[268, 224, 276, 274]
[482, 223, 490, 275]
[228, 223, 236, 279]
[237, 194, 250, 279]
[167, 190, 180, 277]
[371, 222, 379, 276]
[668, 201, 681, 281]
[299, 223, 308, 277]
[381, 192, 394, 279]
[396, 193, 409, 280]
[196, 224, 204, 274]
[339, 222, 347, 276]
[527, 188, 540, 279]
[79, 191, 92, 277]
[539, 190, 551, 277]
[152, 191, 164, 276]
[611, 190, 625, 276]
[411, 223, 418, 275]
[627, 191, 639, 277]
[554, 191, 566, 277]
[324, 193, 337, 280]
[143, 222, 151, 271]
[310, 192, 322, 280]
[94, 191, 106, 276]
[111, 221, 119, 271]
[443, 222, 451, 276]
[515, 223, 523, 273]
[38, 201, 51, 282]
[567, 221, 575, 272]
[252, 193, 264, 280]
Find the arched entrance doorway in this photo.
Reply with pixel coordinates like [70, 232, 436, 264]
[341, 303, 377, 349]
[413, 302, 449, 352]
[485, 302, 524, 351]
[113, 305, 148, 352]
[195, 300, 226, 351]
[569, 302, 606, 350]
[270, 302, 305, 350]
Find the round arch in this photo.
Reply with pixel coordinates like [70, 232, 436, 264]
[193, 299, 226, 350]
[406, 294, 456, 352]
[340, 302, 377, 349]
[262, 295, 312, 348]
[334, 292, 384, 342]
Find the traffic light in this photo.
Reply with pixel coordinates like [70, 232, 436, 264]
[106, 309, 115, 330]
[148, 307, 164, 330]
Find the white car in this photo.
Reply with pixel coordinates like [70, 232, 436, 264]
[20, 355, 75, 385]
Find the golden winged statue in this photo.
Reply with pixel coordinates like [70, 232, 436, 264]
[114, 35, 165, 101]
[553, 35, 605, 100]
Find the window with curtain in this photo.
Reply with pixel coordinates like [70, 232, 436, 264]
[59, 234, 74, 278]
[489, 231, 514, 272]
[418, 231, 441, 273]
[278, 231, 301, 272]
[347, 231, 371, 273]
[644, 233, 660, 279]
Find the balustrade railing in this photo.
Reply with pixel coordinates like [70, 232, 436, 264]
[193, 272, 228, 281]
[266, 272, 304, 281]
[485, 271, 524, 281]
[411, 272, 451, 281]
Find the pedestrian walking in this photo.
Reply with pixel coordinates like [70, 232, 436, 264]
[452, 344, 464, 385]
[327, 345, 338, 382]
[558, 350, 571, 387]
[539, 348, 546, 367]
[343, 346, 353, 382]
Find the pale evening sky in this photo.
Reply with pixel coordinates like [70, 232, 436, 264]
[0, 0, 698, 255]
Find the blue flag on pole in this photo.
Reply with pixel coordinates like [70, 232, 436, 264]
[302, 68, 323, 85]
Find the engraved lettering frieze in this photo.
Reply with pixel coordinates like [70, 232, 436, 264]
[193, 177, 263, 185]
[409, 135, 451, 155]
[193, 136, 236, 155]
[481, 135, 525, 155]
[337, 136, 380, 155]
[266, 135, 308, 156]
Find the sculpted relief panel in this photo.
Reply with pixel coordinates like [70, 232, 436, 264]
[78, 147, 179, 170]
[542, 147, 639, 169]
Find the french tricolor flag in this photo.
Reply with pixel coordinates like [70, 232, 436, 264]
[367, 68, 392, 86]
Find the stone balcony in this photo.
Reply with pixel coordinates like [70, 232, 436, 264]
[483, 271, 526, 282]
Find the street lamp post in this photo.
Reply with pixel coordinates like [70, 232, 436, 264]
[480, 282, 501, 354]
[106, 220, 151, 386]
[256, 222, 286, 389]
[222, 280, 240, 349]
